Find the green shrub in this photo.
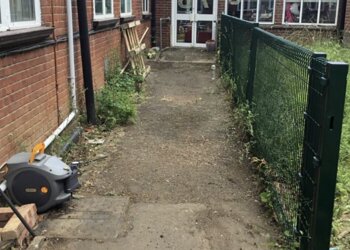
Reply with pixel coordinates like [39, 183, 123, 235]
[108, 71, 143, 93]
[96, 86, 136, 129]
[96, 52, 143, 130]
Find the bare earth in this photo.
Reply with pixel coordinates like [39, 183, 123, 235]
[38, 49, 277, 250]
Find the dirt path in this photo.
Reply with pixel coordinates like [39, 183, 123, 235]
[39, 49, 277, 250]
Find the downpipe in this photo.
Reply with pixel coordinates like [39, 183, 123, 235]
[44, 0, 77, 148]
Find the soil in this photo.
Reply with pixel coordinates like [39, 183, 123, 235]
[60, 50, 278, 249]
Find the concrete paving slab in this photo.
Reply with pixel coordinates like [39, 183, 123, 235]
[38, 203, 211, 250]
[114, 203, 210, 250]
[159, 48, 216, 63]
[40, 196, 129, 240]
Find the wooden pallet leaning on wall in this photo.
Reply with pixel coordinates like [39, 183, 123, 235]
[121, 21, 150, 78]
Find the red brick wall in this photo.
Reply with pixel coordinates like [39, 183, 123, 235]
[154, 0, 172, 48]
[345, 0, 350, 32]
[0, 0, 151, 164]
[0, 48, 58, 161]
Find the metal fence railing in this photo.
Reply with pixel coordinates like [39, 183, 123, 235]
[220, 15, 349, 249]
[220, 16, 257, 102]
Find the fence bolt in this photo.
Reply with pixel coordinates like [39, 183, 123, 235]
[211, 64, 216, 80]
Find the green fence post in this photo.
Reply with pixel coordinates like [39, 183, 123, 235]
[300, 58, 348, 250]
[311, 61, 348, 249]
[298, 52, 327, 249]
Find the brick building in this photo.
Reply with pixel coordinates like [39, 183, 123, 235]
[0, 0, 151, 164]
[153, 0, 350, 48]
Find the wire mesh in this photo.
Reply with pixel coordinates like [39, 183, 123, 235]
[251, 28, 315, 241]
[220, 15, 257, 102]
[220, 17, 315, 245]
[220, 16, 348, 249]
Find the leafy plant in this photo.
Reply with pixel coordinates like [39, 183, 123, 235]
[96, 87, 136, 129]
[96, 51, 143, 130]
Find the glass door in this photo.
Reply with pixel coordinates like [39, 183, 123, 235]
[172, 0, 217, 47]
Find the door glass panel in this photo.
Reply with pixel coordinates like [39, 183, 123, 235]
[177, 0, 193, 14]
[177, 20, 192, 43]
[197, 0, 213, 14]
[196, 21, 212, 44]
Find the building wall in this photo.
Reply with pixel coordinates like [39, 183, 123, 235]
[0, 0, 151, 164]
[154, 0, 343, 47]
[154, 0, 172, 48]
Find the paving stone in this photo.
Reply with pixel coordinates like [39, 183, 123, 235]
[114, 203, 210, 250]
[41, 196, 129, 240]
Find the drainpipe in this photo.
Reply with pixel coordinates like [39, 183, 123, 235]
[44, 0, 77, 148]
[77, 0, 97, 124]
[160, 17, 171, 50]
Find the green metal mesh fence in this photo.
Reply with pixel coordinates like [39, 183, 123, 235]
[220, 15, 257, 102]
[250, 28, 314, 238]
[220, 14, 348, 250]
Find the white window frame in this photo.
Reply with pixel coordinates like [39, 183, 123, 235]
[282, 0, 339, 26]
[142, 0, 150, 14]
[121, 0, 132, 17]
[225, 0, 276, 24]
[0, 0, 41, 32]
[93, 0, 114, 20]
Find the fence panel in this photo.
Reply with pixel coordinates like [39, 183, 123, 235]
[248, 27, 316, 241]
[220, 15, 257, 102]
[220, 17, 348, 249]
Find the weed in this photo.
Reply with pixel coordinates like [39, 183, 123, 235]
[96, 52, 143, 130]
[96, 87, 136, 129]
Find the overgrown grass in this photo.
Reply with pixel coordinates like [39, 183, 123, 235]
[305, 40, 350, 248]
[96, 53, 143, 130]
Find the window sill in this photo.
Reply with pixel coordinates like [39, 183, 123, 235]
[142, 13, 152, 20]
[120, 15, 135, 24]
[0, 26, 53, 50]
[93, 18, 119, 31]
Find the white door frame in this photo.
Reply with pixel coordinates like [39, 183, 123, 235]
[171, 0, 218, 47]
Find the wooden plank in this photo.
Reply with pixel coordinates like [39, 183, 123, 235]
[140, 28, 149, 43]
[121, 20, 141, 29]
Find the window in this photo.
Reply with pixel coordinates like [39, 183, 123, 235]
[142, 0, 150, 14]
[225, 0, 275, 24]
[0, 0, 41, 31]
[94, 0, 113, 19]
[121, 0, 132, 17]
[283, 0, 338, 25]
